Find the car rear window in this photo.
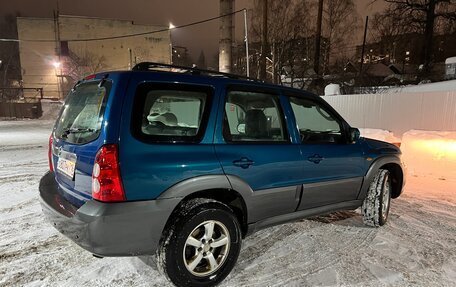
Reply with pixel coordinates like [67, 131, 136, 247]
[132, 83, 213, 143]
[54, 81, 110, 144]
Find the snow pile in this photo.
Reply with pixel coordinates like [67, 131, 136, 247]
[324, 84, 341, 96]
[359, 128, 401, 144]
[40, 100, 63, 120]
[401, 130, 456, 180]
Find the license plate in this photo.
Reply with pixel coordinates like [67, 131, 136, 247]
[57, 151, 77, 180]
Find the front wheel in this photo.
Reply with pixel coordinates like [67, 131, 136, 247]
[157, 199, 242, 287]
[362, 169, 392, 227]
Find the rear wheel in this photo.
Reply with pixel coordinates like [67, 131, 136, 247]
[362, 169, 392, 227]
[157, 199, 242, 287]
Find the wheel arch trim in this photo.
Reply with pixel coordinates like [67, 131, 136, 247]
[157, 174, 254, 234]
[358, 156, 405, 200]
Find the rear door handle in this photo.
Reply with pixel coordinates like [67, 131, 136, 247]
[307, 154, 324, 164]
[233, 157, 255, 169]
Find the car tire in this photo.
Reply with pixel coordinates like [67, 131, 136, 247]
[157, 198, 242, 287]
[362, 169, 392, 227]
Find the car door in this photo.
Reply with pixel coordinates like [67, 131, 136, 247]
[119, 79, 224, 201]
[214, 85, 303, 222]
[286, 94, 367, 210]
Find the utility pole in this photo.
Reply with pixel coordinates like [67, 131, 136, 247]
[313, 0, 323, 75]
[359, 16, 368, 76]
[243, 9, 250, 77]
[53, 0, 62, 99]
[259, 0, 268, 80]
[128, 48, 133, 70]
[422, 0, 436, 75]
[219, 0, 234, 73]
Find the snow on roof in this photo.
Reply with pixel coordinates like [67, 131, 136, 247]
[446, 57, 456, 64]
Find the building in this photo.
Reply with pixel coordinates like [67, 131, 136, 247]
[357, 32, 456, 66]
[17, 15, 171, 99]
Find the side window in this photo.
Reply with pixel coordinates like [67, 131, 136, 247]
[223, 90, 288, 142]
[289, 97, 344, 144]
[131, 84, 212, 143]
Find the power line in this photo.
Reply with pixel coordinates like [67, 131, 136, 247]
[0, 9, 245, 43]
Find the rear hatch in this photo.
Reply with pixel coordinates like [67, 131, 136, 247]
[51, 79, 112, 208]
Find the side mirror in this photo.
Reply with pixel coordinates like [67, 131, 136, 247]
[237, 123, 245, 134]
[349, 128, 360, 143]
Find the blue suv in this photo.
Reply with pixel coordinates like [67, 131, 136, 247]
[39, 62, 405, 287]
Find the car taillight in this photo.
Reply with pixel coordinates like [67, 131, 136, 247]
[92, 144, 126, 202]
[48, 134, 54, 172]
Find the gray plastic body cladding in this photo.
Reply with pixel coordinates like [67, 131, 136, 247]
[357, 155, 404, 200]
[157, 174, 233, 199]
[248, 185, 300, 222]
[248, 200, 363, 234]
[39, 172, 181, 257]
[225, 175, 300, 223]
[158, 175, 300, 224]
[298, 177, 363, 210]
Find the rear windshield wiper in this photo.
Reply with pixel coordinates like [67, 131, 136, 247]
[62, 127, 96, 138]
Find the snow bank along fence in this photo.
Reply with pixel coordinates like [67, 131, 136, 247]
[401, 130, 456, 180]
[323, 90, 456, 180]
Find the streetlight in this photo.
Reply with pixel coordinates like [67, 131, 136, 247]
[402, 51, 411, 74]
[52, 61, 62, 99]
[52, 61, 61, 69]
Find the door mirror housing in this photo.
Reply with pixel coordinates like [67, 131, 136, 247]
[349, 128, 360, 143]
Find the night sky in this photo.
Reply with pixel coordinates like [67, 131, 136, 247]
[1, 0, 386, 66]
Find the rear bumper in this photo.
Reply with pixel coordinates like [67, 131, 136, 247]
[39, 171, 181, 257]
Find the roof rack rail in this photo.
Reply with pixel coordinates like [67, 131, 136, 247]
[132, 62, 262, 82]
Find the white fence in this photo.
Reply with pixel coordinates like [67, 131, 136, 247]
[322, 90, 456, 137]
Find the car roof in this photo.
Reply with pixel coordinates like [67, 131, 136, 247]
[92, 62, 319, 100]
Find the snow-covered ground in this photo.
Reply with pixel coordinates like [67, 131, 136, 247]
[1, 120, 455, 287]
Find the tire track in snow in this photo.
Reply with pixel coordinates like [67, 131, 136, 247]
[226, 214, 378, 287]
[0, 174, 43, 184]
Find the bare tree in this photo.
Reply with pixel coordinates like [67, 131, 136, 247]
[369, 6, 420, 64]
[62, 49, 106, 94]
[370, 6, 416, 41]
[322, 0, 361, 74]
[0, 14, 22, 100]
[196, 50, 207, 69]
[379, 0, 456, 74]
[250, 0, 316, 83]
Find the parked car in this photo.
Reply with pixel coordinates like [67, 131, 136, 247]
[39, 62, 405, 287]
